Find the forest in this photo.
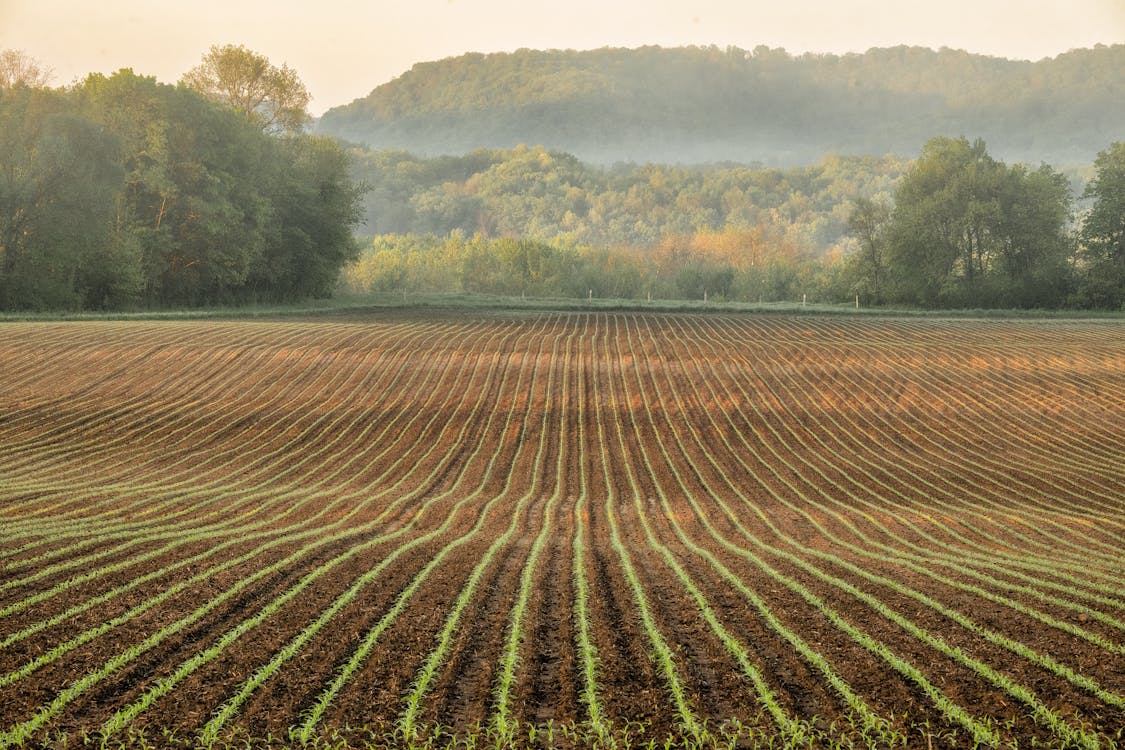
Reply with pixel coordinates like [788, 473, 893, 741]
[342, 139, 1124, 310]
[318, 44, 1125, 167]
[0, 48, 364, 311]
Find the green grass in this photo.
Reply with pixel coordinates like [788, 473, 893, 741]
[4, 290, 1123, 322]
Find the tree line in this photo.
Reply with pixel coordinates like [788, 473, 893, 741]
[343, 138, 1123, 310]
[0, 47, 364, 311]
[351, 146, 910, 251]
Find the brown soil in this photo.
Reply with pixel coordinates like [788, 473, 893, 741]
[1, 311, 1122, 748]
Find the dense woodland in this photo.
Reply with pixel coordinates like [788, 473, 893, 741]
[319, 45, 1125, 167]
[349, 146, 911, 248]
[342, 139, 1124, 310]
[0, 48, 364, 310]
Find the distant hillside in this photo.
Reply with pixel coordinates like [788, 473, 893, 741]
[317, 45, 1124, 166]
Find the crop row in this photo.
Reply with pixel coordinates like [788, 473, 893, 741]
[0, 313, 1121, 749]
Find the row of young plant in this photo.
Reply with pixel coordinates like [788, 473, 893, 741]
[680, 315, 1124, 638]
[395, 318, 558, 740]
[684, 314, 1125, 584]
[0, 319, 425, 537]
[0, 317, 486, 590]
[0, 317, 553, 746]
[0, 318, 470, 626]
[486, 324, 582, 743]
[2, 312, 1120, 746]
[812, 320, 1125, 536]
[630, 317, 1057, 746]
[620, 313, 1120, 745]
[589, 314, 842, 747]
[695, 316, 1125, 628]
[700, 314, 1125, 582]
[0, 320, 397, 555]
[682, 316, 1125, 635]
[0, 320, 471, 504]
[0, 318, 510, 694]
[0, 312, 531, 746]
[601, 314, 973, 744]
[763, 316, 1125, 509]
[0, 321, 328, 480]
[156, 313, 551, 745]
[568, 332, 613, 746]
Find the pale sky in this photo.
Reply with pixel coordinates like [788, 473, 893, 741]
[2, 0, 1123, 114]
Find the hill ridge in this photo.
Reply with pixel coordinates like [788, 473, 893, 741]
[316, 44, 1124, 166]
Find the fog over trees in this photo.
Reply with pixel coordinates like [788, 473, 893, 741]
[318, 45, 1125, 167]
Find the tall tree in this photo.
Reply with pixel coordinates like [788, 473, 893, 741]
[0, 87, 126, 309]
[1076, 143, 1125, 309]
[845, 196, 891, 304]
[0, 49, 51, 90]
[80, 69, 272, 305]
[181, 44, 310, 134]
[250, 135, 364, 301]
[884, 137, 1072, 308]
[992, 163, 1073, 307]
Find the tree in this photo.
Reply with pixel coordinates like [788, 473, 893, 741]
[181, 44, 310, 134]
[79, 70, 274, 305]
[845, 196, 890, 304]
[992, 164, 1073, 308]
[0, 65, 362, 311]
[0, 87, 127, 309]
[250, 135, 365, 300]
[0, 49, 51, 90]
[884, 137, 1072, 308]
[1075, 143, 1125, 308]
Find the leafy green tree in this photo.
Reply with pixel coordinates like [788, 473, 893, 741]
[1076, 143, 1125, 308]
[0, 59, 362, 311]
[992, 163, 1073, 308]
[252, 135, 364, 300]
[845, 196, 891, 304]
[884, 137, 1072, 308]
[78, 70, 180, 301]
[885, 137, 997, 306]
[181, 44, 310, 134]
[0, 87, 126, 309]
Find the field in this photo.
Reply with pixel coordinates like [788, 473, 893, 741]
[0, 311, 1122, 749]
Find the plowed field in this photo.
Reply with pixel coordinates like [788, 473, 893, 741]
[1, 312, 1122, 749]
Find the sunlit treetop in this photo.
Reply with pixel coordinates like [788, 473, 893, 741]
[181, 44, 311, 135]
[0, 49, 52, 90]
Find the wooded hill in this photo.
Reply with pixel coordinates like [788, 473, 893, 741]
[317, 45, 1124, 167]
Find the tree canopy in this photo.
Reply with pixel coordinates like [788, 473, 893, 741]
[1, 45, 1119, 312]
[879, 137, 1073, 308]
[340, 137, 1122, 310]
[0, 58, 363, 311]
[1074, 143, 1125, 308]
[181, 44, 311, 134]
[348, 145, 907, 253]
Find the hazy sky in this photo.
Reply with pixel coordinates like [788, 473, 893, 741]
[2, 0, 1123, 114]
